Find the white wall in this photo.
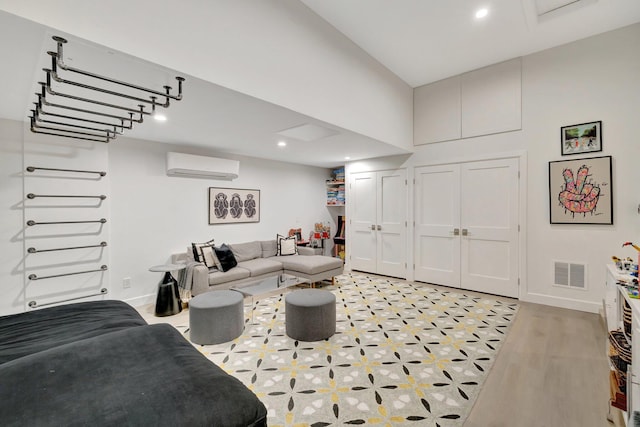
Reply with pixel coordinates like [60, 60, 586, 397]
[0, 0, 413, 152]
[347, 23, 640, 313]
[109, 137, 334, 305]
[0, 120, 334, 313]
[0, 120, 26, 314]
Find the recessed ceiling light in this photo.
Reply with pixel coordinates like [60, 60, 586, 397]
[345, 156, 351, 160]
[153, 112, 167, 122]
[277, 141, 287, 147]
[475, 8, 489, 19]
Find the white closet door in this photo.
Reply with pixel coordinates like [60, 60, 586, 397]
[414, 164, 461, 287]
[350, 172, 377, 273]
[377, 170, 407, 278]
[460, 158, 519, 298]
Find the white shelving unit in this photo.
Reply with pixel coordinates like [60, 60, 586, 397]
[326, 180, 345, 206]
[605, 264, 640, 426]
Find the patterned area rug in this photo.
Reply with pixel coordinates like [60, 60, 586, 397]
[194, 273, 518, 427]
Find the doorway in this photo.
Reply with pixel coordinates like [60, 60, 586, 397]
[414, 158, 520, 298]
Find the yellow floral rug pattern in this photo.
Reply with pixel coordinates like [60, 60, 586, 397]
[194, 273, 518, 427]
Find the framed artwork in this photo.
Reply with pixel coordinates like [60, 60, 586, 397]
[208, 187, 260, 225]
[549, 155, 612, 225]
[561, 121, 602, 156]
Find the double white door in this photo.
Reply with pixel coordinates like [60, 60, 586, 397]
[350, 169, 407, 278]
[414, 158, 519, 298]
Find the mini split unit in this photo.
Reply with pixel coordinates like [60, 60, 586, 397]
[166, 152, 239, 180]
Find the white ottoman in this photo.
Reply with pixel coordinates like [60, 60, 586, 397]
[285, 289, 336, 341]
[189, 290, 244, 345]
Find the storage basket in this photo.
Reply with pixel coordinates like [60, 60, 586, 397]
[623, 300, 633, 338]
[613, 365, 627, 395]
[609, 339, 628, 394]
[609, 330, 632, 369]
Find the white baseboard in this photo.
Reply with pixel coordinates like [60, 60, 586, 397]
[124, 293, 155, 308]
[522, 292, 601, 313]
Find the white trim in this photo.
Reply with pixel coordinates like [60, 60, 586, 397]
[410, 149, 527, 168]
[124, 293, 155, 308]
[522, 292, 600, 313]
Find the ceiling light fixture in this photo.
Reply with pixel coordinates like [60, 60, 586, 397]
[344, 156, 351, 160]
[475, 8, 489, 19]
[277, 141, 287, 147]
[153, 112, 167, 122]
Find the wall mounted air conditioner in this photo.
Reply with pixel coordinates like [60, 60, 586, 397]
[166, 152, 239, 180]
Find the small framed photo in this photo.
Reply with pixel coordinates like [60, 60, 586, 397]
[561, 121, 602, 156]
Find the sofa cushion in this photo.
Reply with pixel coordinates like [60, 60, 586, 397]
[238, 258, 284, 277]
[277, 234, 298, 256]
[214, 244, 238, 272]
[260, 240, 278, 258]
[270, 255, 343, 275]
[207, 267, 251, 285]
[0, 300, 147, 365]
[229, 241, 262, 262]
[0, 323, 268, 427]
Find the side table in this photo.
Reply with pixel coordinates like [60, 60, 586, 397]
[150, 263, 186, 317]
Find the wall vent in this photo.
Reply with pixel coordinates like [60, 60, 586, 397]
[553, 261, 587, 290]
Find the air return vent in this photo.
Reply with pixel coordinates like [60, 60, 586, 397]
[553, 261, 587, 289]
[534, 0, 597, 20]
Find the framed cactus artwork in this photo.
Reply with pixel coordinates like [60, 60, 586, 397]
[208, 187, 260, 224]
[549, 155, 612, 224]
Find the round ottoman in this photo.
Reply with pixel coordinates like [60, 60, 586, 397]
[285, 289, 336, 341]
[189, 290, 244, 345]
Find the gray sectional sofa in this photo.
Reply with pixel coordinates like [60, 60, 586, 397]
[172, 239, 344, 296]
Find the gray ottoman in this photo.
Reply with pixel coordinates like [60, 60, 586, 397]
[189, 290, 244, 345]
[285, 289, 336, 341]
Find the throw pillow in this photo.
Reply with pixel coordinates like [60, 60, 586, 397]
[191, 239, 215, 263]
[200, 245, 220, 269]
[277, 234, 298, 256]
[214, 244, 238, 272]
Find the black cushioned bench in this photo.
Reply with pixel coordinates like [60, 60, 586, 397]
[0, 300, 267, 427]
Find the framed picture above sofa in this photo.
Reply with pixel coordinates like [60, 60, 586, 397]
[208, 187, 260, 224]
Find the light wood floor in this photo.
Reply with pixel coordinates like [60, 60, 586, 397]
[465, 301, 618, 427]
[138, 284, 619, 427]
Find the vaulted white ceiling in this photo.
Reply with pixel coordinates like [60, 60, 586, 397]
[301, 0, 640, 87]
[1, 1, 639, 168]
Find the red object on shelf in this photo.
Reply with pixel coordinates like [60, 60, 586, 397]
[321, 232, 329, 239]
[314, 232, 321, 239]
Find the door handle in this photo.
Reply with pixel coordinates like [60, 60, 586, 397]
[451, 228, 460, 236]
[462, 228, 469, 236]
[377, 225, 382, 231]
[370, 224, 376, 230]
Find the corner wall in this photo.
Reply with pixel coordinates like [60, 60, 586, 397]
[348, 23, 640, 312]
[0, 120, 25, 314]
